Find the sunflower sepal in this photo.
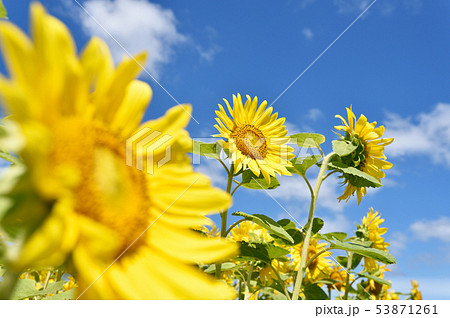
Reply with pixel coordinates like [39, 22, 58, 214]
[240, 169, 280, 190]
[332, 139, 359, 157]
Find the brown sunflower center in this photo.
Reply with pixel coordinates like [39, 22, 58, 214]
[230, 124, 268, 160]
[50, 119, 150, 255]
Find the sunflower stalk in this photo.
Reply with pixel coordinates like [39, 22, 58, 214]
[292, 152, 336, 300]
[343, 252, 354, 300]
[244, 261, 254, 300]
[216, 164, 235, 279]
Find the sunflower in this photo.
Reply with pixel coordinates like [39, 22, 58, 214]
[366, 264, 390, 298]
[259, 259, 290, 286]
[327, 263, 349, 291]
[214, 94, 294, 184]
[290, 238, 333, 283]
[358, 208, 389, 272]
[334, 106, 394, 203]
[228, 220, 273, 243]
[410, 280, 422, 300]
[0, 4, 237, 299]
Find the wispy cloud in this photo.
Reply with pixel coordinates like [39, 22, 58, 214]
[76, 0, 186, 78]
[410, 216, 450, 243]
[306, 108, 323, 121]
[384, 103, 450, 167]
[301, 27, 314, 40]
[333, 0, 372, 14]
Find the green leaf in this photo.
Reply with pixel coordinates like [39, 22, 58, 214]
[288, 155, 322, 176]
[238, 242, 290, 263]
[332, 139, 358, 157]
[303, 284, 328, 300]
[311, 218, 324, 234]
[204, 262, 240, 274]
[329, 241, 396, 265]
[276, 219, 297, 230]
[191, 141, 222, 160]
[0, 0, 6, 19]
[10, 279, 40, 300]
[329, 161, 382, 188]
[336, 254, 363, 270]
[240, 169, 280, 190]
[290, 133, 325, 148]
[232, 212, 294, 243]
[321, 232, 348, 242]
[272, 219, 303, 246]
[41, 281, 65, 295]
[357, 272, 392, 288]
[42, 288, 76, 300]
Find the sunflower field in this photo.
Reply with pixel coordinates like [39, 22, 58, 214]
[0, 2, 426, 301]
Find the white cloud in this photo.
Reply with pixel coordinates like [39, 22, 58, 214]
[388, 276, 450, 299]
[384, 103, 450, 167]
[332, 0, 372, 14]
[388, 231, 408, 255]
[306, 108, 323, 121]
[301, 27, 314, 40]
[78, 0, 186, 78]
[322, 213, 351, 233]
[410, 216, 450, 242]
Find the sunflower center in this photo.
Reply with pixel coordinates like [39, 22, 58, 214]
[50, 119, 151, 255]
[230, 124, 268, 160]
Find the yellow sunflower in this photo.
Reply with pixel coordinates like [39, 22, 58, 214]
[214, 94, 294, 184]
[327, 263, 349, 291]
[259, 259, 291, 286]
[410, 280, 422, 300]
[0, 4, 237, 299]
[366, 264, 390, 298]
[290, 238, 333, 283]
[358, 208, 389, 272]
[228, 220, 273, 243]
[335, 106, 394, 203]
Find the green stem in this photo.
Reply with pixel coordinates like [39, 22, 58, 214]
[344, 252, 353, 300]
[291, 152, 336, 300]
[270, 263, 291, 300]
[244, 262, 254, 300]
[304, 247, 332, 270]
[224, 218, 245, 237]
[215, 164, 235, 279]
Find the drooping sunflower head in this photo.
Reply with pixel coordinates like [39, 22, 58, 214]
[290, 238, 333, 283]
[0, 3, 238, 299]
[334, 106, 394, 204]
[214, 94, 295, 184]
[357, 208, 389, 272]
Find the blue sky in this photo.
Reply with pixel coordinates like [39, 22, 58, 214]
[1, 0, 450, 299]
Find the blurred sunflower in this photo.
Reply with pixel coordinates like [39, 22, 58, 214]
[0, 4, 237, 299]
[228, 220, 273, 243]
[358, 208, 389, 272]
[214, 94, 294, 184]
[290, 238, 333, 283]
[334, 106, 394, 203]
[327, 263, 349, 291]
[410, 280, 422, 300]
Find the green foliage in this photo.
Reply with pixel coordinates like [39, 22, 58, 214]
[0, 0, 6, 19]
[240, 170, 280, 189]
[42, 288, 76, 300]
[290, 133, 325, 148]
[288, 155, 322, 176]
[332, 139, 358, 157]
[232, 212, 294, 243]
[238, 242, 290, 263]
[336, 254, 363, 270]
[204, 262, 241, 274]
[9, 279, 66, 300]
[329, 240, 396, 265]
[311, 218, 324, 234]
[303, 284, 328, 300]
[357, 271, 392, 288]
[328, 161, 382, 188]
[274, 219, 304, 246]
[191, 140, 222, 160]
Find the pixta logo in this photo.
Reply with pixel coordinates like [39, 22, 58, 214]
[126, 127, 173, 174]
